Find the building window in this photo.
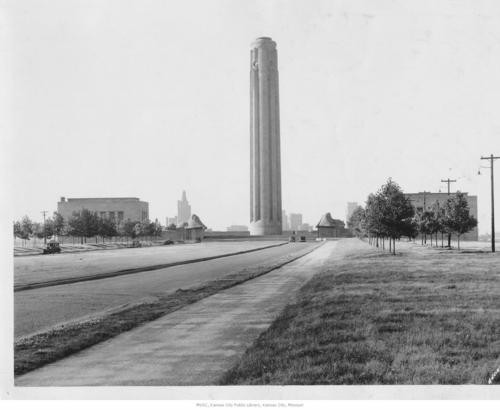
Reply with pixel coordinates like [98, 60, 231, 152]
[118, 211, 124, 222]
[109, 211, 115, 220]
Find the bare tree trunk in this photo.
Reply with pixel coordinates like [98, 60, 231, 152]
[389, 237, 392, 253]
[393, 238, 396, 254]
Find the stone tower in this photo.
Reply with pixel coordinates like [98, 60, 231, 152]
[250, 37, 282, 236]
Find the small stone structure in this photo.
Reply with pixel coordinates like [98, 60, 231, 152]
[182, 214, 207, 243]
[316, 213, 347, 238]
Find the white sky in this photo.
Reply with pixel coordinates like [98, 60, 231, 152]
[2, 0, 500, 233]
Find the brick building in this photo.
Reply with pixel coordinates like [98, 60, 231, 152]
[405, 192, 478, 241]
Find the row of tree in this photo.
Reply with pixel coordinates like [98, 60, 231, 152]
[347, 179, 477, 253]
[13, 213, 66, 245]
[13, 209, 164, 245]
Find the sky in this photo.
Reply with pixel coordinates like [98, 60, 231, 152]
[2, 0, 500, 233]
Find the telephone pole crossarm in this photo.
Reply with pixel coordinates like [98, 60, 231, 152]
[440, 178, 457, 195]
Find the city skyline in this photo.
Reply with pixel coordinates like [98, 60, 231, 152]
[4, 0, 500, 233]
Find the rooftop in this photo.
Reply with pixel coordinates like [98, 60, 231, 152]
[61, 197, 141, 201]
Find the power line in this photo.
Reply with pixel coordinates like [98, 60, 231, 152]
[480, 154, 500, 253]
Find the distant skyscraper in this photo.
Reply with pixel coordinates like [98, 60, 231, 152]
[282, 209, 289, 231]
[289, 213, 303, 232]
[166, 216, 178, 227]
[346, 202, 359, 223]
[177, 191, 192, 225]
[298, 223, 311, 232]
[249, 37, 282, 235]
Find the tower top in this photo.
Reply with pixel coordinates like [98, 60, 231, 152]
[252, 37, 276, 48]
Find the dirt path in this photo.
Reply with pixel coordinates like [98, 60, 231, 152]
[16, 241, 338, 386]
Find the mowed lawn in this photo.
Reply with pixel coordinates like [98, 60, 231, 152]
[221, 238, 500, 384]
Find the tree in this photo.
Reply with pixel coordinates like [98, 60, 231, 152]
[420, 210, 434, 245]
[67, 209, 99, 244]
[32, 222, 44, 239]
[97, 216, 117, 242]
[44, 217, 55, 238]
[377, 179, 415, 254]
[68, 211, 84, 242]
[347, 206, 366, 238]
[81, 209, 99, 239]
[167, 223, 177, 231]
[140, 220, 155, 238]
[20, 216, 33, 241]
[430, 201, 445, 247]
[52, 212, 66, 239]
[443, 192, 477, 250]
[364, 193, 385, 247]
[122, 220, 140, 239]
[153, 219, 163, 237]
[13, 221, 22, 238]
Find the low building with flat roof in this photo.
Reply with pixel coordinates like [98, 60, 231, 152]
[227, 225, 249, 232]
[405, 192, 478, 241]
[57, 197, 149, 224]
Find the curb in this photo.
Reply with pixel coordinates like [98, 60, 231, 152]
[14, 242, 288, 292]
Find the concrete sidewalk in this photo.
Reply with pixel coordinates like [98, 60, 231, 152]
[16, 241, 338, 386]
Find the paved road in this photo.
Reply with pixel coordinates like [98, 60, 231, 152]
[15, 242, 314, 337]
[14, 241, 283, 288]
[16, 241, 336, 386]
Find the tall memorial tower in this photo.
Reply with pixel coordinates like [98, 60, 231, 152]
[250, 37, 282, 235]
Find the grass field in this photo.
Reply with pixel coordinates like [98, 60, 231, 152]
[220, 238, 500, 385]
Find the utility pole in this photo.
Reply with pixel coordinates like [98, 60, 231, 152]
[441, 178, 456, 247]
[41, 210, 47, 245]
[481, 154, 500, 252]
[441, 178, 457, 195]
[422, 190, 431, 210]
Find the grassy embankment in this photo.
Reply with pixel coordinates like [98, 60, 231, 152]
[221, 239, 500, 384]
[15, 243, 321, 376]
